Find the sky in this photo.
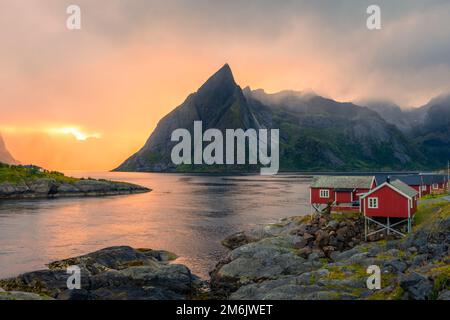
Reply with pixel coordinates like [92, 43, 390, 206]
[1, 0, 450, 170]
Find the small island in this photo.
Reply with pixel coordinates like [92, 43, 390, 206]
[0, 163, 150, 200]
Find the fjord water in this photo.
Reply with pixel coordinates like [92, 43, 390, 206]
[0, 173, 311, 279]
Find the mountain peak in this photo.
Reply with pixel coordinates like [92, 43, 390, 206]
[211, 63, 235, 83]
[217, 63, 232, 77]
[198, 64, 236, 95]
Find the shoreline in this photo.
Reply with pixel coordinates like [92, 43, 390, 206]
[208, 198, 450, 300]
[0, 178, 151, 201]
[1, 198, 448, 300]
[0, 188, 150, 201]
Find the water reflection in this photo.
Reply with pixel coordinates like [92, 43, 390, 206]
[0, 173, 311, 279]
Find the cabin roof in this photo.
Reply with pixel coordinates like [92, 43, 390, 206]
[361, 179, 418, 200]
[375, 173, 448, 186]
[311, 176, 374, 189]
[390, 180, 419, 198]
[420, 174, 448, 184]
[375, 174, 422, 186]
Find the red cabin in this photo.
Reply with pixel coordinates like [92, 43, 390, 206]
[361, 179, 418, 237]
[375, 174, 449, 198]
[421, 174, 449, 195]
[310, 176, 375, 212]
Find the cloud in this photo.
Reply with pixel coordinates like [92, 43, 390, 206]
[1, 0, 450, 169]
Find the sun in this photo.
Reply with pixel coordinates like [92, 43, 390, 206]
[48, 127, 101, 141]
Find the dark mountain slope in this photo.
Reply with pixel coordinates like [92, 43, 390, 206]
[115, 64, 261, 172]
[245, 90, 424, 170]
[412, 95, 450, 166]
[361, 100, 414, 133]
[361, 95, 450, 169]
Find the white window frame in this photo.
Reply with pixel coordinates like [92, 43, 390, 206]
[319, 189, 330, 198]
[421, 185, 427, 192]
[432, 183, 439, 190]
[368, 197, 379, 209]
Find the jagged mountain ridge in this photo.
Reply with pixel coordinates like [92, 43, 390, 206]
[115, 64, 436, 172]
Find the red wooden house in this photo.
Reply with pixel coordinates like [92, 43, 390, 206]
[361, 179, 418, 238]
[420, 174, 449, 195]
[310, 176, 376, 212]
[375, 174, 449, 198]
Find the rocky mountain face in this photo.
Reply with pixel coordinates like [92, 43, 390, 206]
[115, 64, 444, 172]
[361, 96, 450, 168]
[363, 100, 415, 133]
[0, 134, 18, 165]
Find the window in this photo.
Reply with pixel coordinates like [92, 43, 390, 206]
[432, 183, 439, 190]
[319, 189, 330, 198]
[421, 185, 427, 191]
[368, 197, 379, 209]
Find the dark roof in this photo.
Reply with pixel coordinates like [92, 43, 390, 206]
[311, 176, 374, 189]
[375, 174, 421, 185]
[420, 174, 448, 184]
[375, 173, 448, 186]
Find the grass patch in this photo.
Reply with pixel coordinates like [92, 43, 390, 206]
[0, 163, 78, 184]
[331, 211, 361, 221]
[414, 202, 449, 227]
[367, 285, 404, 300]
[421, 192, 449, 200]
[427, 264, 450, 293]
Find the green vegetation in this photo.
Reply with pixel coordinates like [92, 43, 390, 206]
[367, 285, 404, 300]
[414, 201, 449, 226]
[429, 264, 450, 296]
[330, 211, 361, 221]
[0, 163, 78, 184]
[421, 192, 449, 200]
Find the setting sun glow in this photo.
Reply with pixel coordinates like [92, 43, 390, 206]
[47, 127, 101, 141]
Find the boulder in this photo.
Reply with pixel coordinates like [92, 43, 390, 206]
[438, 290, 450, 300]
[0, 246, 199, 300]
[385, 259, 408, 273]
[28, 179, 56, 194]
[326, 220, 340, 230]
[210, 236, 313, 295]
[400, 272, 433, 300]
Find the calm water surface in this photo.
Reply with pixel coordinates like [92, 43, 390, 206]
[0, 172, 312, 279]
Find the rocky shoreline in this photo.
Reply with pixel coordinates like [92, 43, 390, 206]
[0, 246, 202, 300]
[0, 178, 150, 200]
[210, 203, 450, 300]
[1, 203, 449, 300]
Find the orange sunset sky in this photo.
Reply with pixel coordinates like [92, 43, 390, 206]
[1, 0, 450, 170]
